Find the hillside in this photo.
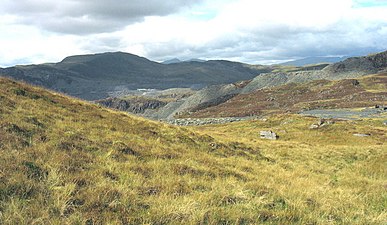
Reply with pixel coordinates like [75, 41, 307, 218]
[0, 77, 265, 224]
[91, 50, 387, 120]
[1, 78, 386, 224]
[242, 50, 387, 93]
[0, 52, 269, 100]
[185, 73, 387, 118]
[279, 56, 348, 66]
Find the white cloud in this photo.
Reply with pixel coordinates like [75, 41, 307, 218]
[0, 0, 386, 66]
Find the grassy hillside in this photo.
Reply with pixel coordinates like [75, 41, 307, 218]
[191, 116, 387, 224]
[186, 73, 387, 118]
[0, 78, 386, 224]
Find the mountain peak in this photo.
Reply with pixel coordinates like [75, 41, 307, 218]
[162, 58, 182, 64]
[60, 51, 149, 64]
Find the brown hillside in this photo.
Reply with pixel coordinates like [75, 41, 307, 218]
[187, 73, 387, 118]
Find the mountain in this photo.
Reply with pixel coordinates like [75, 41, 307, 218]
[186, 58, 206, 63]
[1, 77, 385, 224]
[242, 50, 387, 93]
[279, 56, 349, 66]
[97, 50, 387, 119]
[161, 58, 181, 64]
[0, 52, 268, 100]
[186, 73, 387, 118]
[183, 50, 387, 118]
[162, 58, 206, 64]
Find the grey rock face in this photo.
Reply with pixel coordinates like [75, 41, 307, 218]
[165, 117, 248, 126]
[96, 97, 167, 114]
[309, 119, 335, 129]
[150, 83, 243, 119]
[353, 133, 371, 137]
[260, 131, 279, 140]
[241, 50, 387, 94]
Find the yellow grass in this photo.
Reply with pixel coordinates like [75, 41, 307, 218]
[0, 77, 386, 224]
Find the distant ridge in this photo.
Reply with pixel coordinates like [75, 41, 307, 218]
[162, 58, 181, 64]
[242, 50, 387, 93]
[0, 52, 268, 100]
[279, 56, 349, 66]
[162, 58, 206, 64]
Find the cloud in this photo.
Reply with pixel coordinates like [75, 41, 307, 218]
[0, 0, 387, 66]
[0, 0, 203, 34]
[135, 0, 387, 63]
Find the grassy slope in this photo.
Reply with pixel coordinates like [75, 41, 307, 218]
[187, 73, 387, 118]
[0, 77, 386, 224]
[191, 116, 387, 224]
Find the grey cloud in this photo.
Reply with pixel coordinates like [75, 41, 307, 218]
[144, 20, 387, 64]
[79, 36, 124, 53]
[2, 0, 202, 34]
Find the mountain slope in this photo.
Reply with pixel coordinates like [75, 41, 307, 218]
[0, 52, 268, 100]
[279, 56, 349, 66]
[242, 50, 387, 93]
[0, 78, 386, 224]
[186, 73, 387, 118]
[0, 77, 267, 224]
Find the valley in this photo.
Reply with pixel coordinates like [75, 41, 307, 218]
[0, 77, 386, 224]
[2, 0, 387, 224]
[0, 50, 386, 224]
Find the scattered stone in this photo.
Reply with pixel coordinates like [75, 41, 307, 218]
[351, 79, 360, 86]
[353, 133, 371, 137]
[375, 105, 387, 110]
[260, 131, 279, 140]
[309, 124, 320, 129]
[317, 118, 325, 126]
[309, 118, 334, 129]
[164, 117, 250, 126]
[383, 121, 387, 126]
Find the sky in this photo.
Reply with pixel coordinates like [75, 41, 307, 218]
[0, 0, 387, 67]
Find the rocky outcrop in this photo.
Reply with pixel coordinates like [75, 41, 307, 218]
[96, 97, 167, 114]
[150, 83, 244, 119]
[260, 131, 279, 140]
[309, 119, 334, 129]
[164, 117, 249, 126]
[353, 133, 371, 137]
[242, 50, 387, 94]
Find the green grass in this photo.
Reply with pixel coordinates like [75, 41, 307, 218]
[0, 78, 386, 224]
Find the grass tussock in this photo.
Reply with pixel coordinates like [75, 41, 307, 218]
[0, 77, 386, 224]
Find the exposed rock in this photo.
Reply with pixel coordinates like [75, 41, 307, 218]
[164, 117, 250, 126]
[150, 83, 244, 119]
[383, 121, 387, 126]
[353, 133, 371, 137]
[351, 79, 360, 86]
[317, 118, 325, 126]
[96, 97, 167, 114]
[375, 105, 387, 110]
[260, 131, 279, 140]
[241, 50, 387, 94]
[309, 124, 320, 129]
[309, 118, 335, 129]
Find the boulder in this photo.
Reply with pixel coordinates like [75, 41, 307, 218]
[309, 118, 334, 129]
[309, 124, 319, 129]
[260, 131, 279, 140]
[353, 133, 371, 137]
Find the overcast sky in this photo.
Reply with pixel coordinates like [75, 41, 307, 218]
[1, 0, 387, 67]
